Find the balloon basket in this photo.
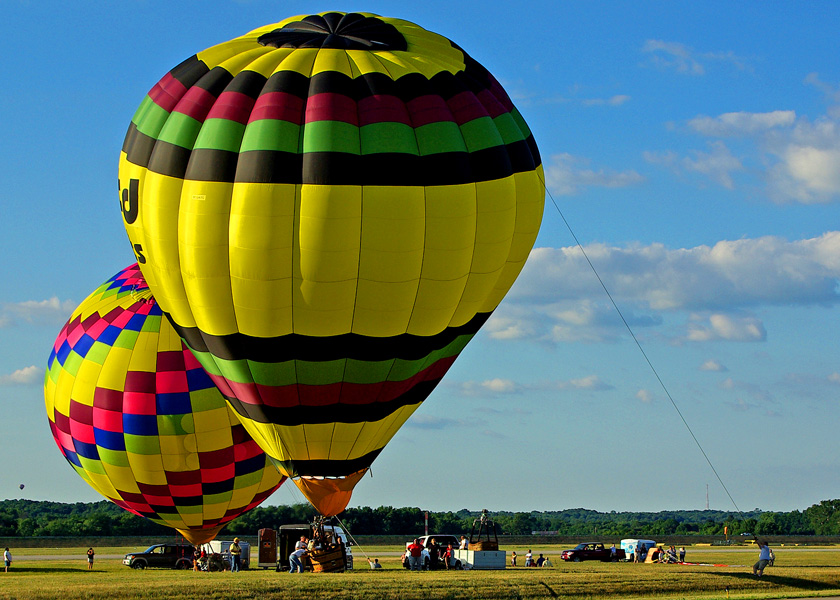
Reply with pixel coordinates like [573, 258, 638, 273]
[470, 541, 499, 551]
[307, 546, 346, 573]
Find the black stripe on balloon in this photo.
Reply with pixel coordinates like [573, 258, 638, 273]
[184, 148, 240, 182]
[170, 312, 489, 363]
[271, 449, 383, 478]
[147, 140, 192, 180]
[135, 141, 534, 186]
[185, 145, 516, 186]
[169, 55, 211, 89]
[192, 65, 235, 98]
[225, 379, 439, 427]
[225, 69, 268, 99]
[122, 123, 156, 168]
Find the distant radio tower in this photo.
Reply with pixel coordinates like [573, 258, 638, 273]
[706, 484, 709, 510]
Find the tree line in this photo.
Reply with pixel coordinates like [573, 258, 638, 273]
[1, 498, 839, 538]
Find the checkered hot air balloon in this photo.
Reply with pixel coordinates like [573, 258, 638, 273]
[118, 12, 544, 515]
[44, 265, 284, 544]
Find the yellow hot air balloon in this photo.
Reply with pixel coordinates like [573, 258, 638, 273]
[44, 265, 285, 544]
[118, 12, 544, 515]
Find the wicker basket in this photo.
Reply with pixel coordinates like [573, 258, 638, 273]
[308, 547, 346, 573]
[470, 541, 498, 551]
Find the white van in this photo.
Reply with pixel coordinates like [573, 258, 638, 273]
[202, 540, 251, 569]
[620, 539, 657, 562]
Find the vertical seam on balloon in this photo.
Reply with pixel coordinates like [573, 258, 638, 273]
[446, 50, 479, 331]
[343, 49, 412, 463]
[296, 46, 322, 467]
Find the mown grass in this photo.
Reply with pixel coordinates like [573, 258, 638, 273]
[2, 546, 839, 600]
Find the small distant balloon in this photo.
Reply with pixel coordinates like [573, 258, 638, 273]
[19, 484, 24, 490]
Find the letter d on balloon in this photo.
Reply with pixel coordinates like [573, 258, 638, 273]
[120, 178, 139, 224]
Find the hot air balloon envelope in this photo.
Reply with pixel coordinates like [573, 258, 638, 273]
[119, 12, 544, 514]
[44, 265, 285, 543]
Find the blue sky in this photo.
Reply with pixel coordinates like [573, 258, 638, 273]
[2, 1, 840, 515]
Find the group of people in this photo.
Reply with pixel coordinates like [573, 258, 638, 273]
[405, 536, 470, 571]
[513, 550, 552, 567]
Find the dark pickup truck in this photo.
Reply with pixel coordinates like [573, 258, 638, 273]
[560, 543, 625, 562]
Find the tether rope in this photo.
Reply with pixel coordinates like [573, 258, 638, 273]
[541, 175, 746, 519]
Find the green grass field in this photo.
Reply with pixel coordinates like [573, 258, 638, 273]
[2, 545, 839, 600]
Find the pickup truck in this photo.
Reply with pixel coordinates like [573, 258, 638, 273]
[560, 543, 625, 562]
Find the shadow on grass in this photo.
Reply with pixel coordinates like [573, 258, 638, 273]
[7, 566, 91, 573]
[708, 570, 840, 591]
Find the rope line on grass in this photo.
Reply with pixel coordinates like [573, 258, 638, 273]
[540, 175, 746, 520]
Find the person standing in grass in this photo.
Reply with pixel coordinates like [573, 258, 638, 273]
[752, 539, 772, 577]
[3, 548, 10, 572]
[229, 538, 242, 572]
[679, 546, 686, 562]
[86, 547, 95, 570]
[510, 551, 517, 567]
[406, 539, 424, 571]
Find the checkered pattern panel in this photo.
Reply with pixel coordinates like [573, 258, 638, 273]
[45, 264, 284, 535]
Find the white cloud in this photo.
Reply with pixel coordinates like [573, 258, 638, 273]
[686, 313, 766, 342]
[567, 375, 612, 390]
[829, 373, 840, 384]
[404, 414, 465, 430]
[636, 389, 654, 403]
[1, 297, 76, 328]
[454, 376, 613, 397]
[781, 146, 840, 196]
[700, 359, 728, 372]
[641, 40, 749, 75]
[458, 378, 522, 396]
[688, 111, 796, 136]
[804, 72, 840, 104]
[545, 153, 645, 195]
[498, 233, 840, 344]
[645, 141, 743, 189]
[582, 95, 631, 107]
[0, 366, 43, 386]
[642, 40, 705, 75]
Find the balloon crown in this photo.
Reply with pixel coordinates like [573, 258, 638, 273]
[258, 12, 407, 51]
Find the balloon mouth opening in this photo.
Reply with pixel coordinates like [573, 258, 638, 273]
[291, 470, 367, 516]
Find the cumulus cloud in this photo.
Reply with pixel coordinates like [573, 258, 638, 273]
[645, 141, 743, 189]
[688, 111, 796, 136]
[778, 145, 840, 199]
[454, 376, 613, 397]
[1, 297, 76, 328]
[636, 389, 654, 403]
[642, 40, 705, 75]
[641, 40, 749, 75]
[686, 313, 766, 342]
[0, 366, 43, 386]
[582, 95, 631, 107]
[498, 233, 840, 344]
[719, 378, 776, 412]
[663, 87, 840, 203]
[458, 378, 523, 396]
[700, 359, 728, 372]
[544, 153, 645, 195]
[404, 414, 466, 430]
